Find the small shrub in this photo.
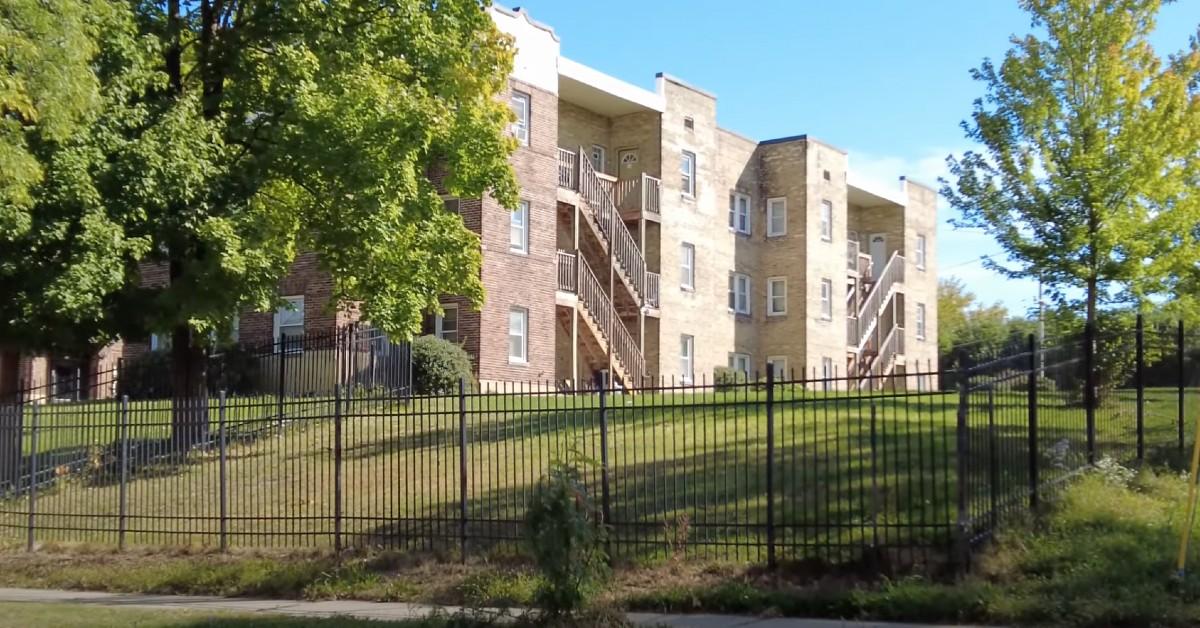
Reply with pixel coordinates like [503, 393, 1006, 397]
[523, 460, 608, 617]
[412, 334, 474, 395]
[713, 366, 746, 391]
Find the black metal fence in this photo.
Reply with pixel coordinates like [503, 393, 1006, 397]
[0, 318, 1194, 575]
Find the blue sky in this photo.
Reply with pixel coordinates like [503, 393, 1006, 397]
[507, 0, 1200, 315]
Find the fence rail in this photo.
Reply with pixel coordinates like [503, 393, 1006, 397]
[0, 318, 1196, 575]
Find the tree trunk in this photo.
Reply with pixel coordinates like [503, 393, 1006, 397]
[170, 325, 210, 449]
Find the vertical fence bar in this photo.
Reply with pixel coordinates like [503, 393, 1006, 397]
[277, 333, 286, 429]
[1179, 320, 1186, 456]
[26, 404, 38, 553]
[987, 387, 998, 531]
[765, 367, 776, 568]
[118, 395, 130, 550]
[333, 384, 343, 552]
[1084, 322, 1096, 465]
[869, 401, 880, 556]
[597, 372, 612, 554]
[218, 390, 228, 552]
[954, 365, 970, 571]
[1136, 314, 1145, 463]
[458, 378, 468, 562]
[1028, 334, 1039, 510]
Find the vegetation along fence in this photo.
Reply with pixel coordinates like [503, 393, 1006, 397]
[0, 317, 1197, 574]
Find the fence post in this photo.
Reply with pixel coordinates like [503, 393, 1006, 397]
[1084, 321, 1096, 465]
[596, 371, 612, 558]
[333, 384, 343, 552]
[1179, 320, 1186, 456]
[118, 396, 130, 551]
[954, 365, 970, 572]
[277, 333, 286, 430]
[1136, 314, 1145, 463]
[765, 366, 776, 569]
[869, 401, 880, 558]
[218, 390, 228, 552]
[988, 387, 998, 531]
[1027, 334, 1039, 510]
[26, 404, 38, 553]
[458, 378, 468, 562]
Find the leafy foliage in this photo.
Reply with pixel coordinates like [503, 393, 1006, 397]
[712, 366, 747, 390]
[411, 334, 474, 395]
[942, 0, 1200, 328]
[937, 278, 1035, 369]
[523, 460, 608, 617]
[1, 0, 518, 358]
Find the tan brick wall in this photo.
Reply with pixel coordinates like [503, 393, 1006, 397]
[757, 139, 809, 378]
[801, 142, 850, 381]
[902, 179, 939, 378]
[557, 101, 612, 175]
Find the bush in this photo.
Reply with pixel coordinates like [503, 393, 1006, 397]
[713, 366, 747, 390]
[412, 334, 474, 395]
[523, 460, 608, 617]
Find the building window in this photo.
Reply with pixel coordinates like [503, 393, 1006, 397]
[767, 277, 787, 316]
[821, 356, 834, 391]
[680, 335, 694, 384]
[508, 307, 528, 363]
[680, 242, 695, 290]
[916, 234, 927, 270]
[767, 356, 788, 380]
[274, 295, 305, 352]
[820, 200, 833, 241]
[510, 91, 530, 145]
[729, 272, 751, 315]
[443, 197, 461, 214]
[684, 116, 695, 131]
[728, 352, 751, 377]
[681, 150, 696, 196]
[729, 192, 750, 234]
[767, 197, 787, 236]
[819, 278, 832, 320]
[590, 144, 607, 173]
[436, 304, 459, 343]
[916, 302, 927, 340]
[510, 200, 529, 253]
[149, 333, 171, 352]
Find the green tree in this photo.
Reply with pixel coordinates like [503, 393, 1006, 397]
[942, 0, 1200, 334]
[1, 0, 518, 442]
[938, 277, 1031, 367]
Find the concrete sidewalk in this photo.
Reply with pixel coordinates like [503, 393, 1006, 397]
[0, 587, 986, 627]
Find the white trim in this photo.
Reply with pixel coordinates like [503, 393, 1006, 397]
[916, 302, 927, 340]
[559, 57, 665, 112]
[681, 150, 696, 197]
[767, 276, 787, 316]
[436, 304, 459, 343]
[729, 192, 751, 235]
[679, 334, 694, 384]
[916, 234, 927, 270]
[509, 200, 530, 254]
[767, 197, 787, 237]
[767, 356, 788, 380]
[729, 272, 751, 315]
[819, 278, 833, 320]
[508, 307, 529, 363]
[273, 295, 305, 352]
[680, 242, 695, 290]
[728, 352, 751, 376]
[819, 199, 833, 242]
[590, 144, 607, 173]
[510, 91, 530, 145]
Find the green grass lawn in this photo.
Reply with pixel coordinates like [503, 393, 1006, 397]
[0, 601, 470, 627]
[0, 384, 1192, 564]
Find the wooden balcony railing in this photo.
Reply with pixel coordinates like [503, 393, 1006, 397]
[573, 252, 645, 387]
[557, 250, 577, 292]
[557, 148, 578, 190]
[575, 148, 646, 302]
[645, 271, 660, 309]
[614, 173, 662, 218]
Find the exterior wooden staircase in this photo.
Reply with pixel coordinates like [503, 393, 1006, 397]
[556, 250, 646, 389]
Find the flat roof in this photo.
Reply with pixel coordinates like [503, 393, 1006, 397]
[847, 171, 908, 208]
[559, 57, 664, 116]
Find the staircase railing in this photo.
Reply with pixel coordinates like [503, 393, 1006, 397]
[852, 251, 905, 352]
[576, 147, 646, 302]
[557, 148, 578, 189]
[857, 324, 902, 390]
[575, 253, 645, 387]
[646, 271, 660, 309]
[614, 173, 662, 219]
[557, 250, 577, 292]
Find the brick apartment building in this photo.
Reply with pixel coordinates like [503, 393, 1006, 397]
[0, 4, 938, 398]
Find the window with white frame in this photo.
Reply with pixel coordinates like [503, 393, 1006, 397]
[916, 302, 927, 340]
[767, 197, 787, 236]
[436, 304, 459, 343]
[508, 307, 528, 363]
[509, 200, 529, 253]
[680, 242, 695, 290]
[821, 356, 834, 391]
[728, 192, 750, 234]
[916, 234, 927, 270]
[681, 150, 696, 196]
[767, 277, 787, 316]
[510, 91, 530, 145]
[820, 199, 833, 241]
[590, 144, 607, 173]
[767, 356, 788, 380]
[680, 335, 694, 383]
[274, 295, 305, 352]
[728, 272, 750, 315]
[819, 278, 833, 320]
[728, 352, 751, 377]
